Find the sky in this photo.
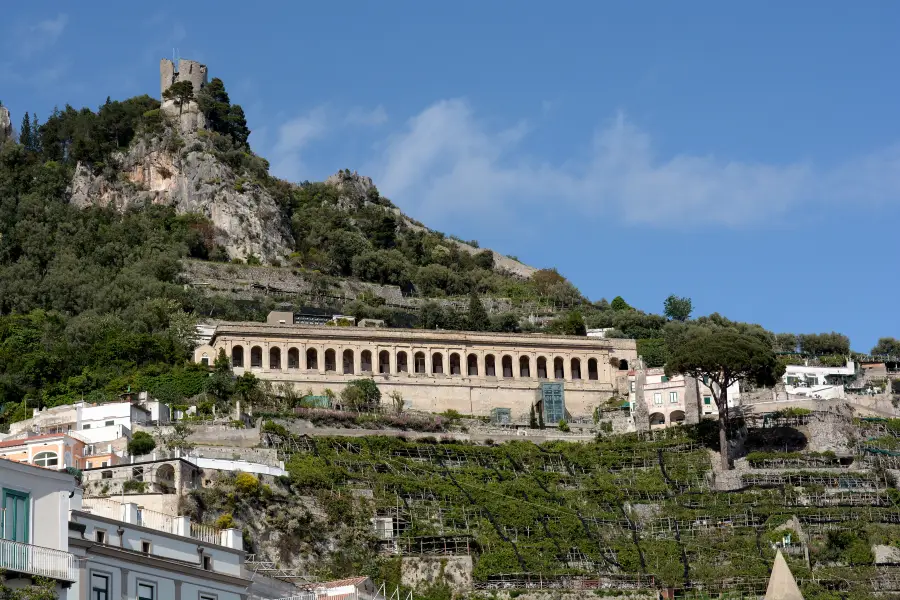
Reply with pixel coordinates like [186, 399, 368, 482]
[2, 2, 899, 351]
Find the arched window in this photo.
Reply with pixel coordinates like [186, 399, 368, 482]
[250, 346, 263, 368]
[361, 350, 373, 373]
[519, 356, 531, 378]
[33, 451, 58, 467]
[288, 348, 300, 369]
[324, 349, 337, 372]
[588, 358, 599, 380]
[432, 353, 444, 375]
[343, 349, 355, 374]
[449, 353, 461, 375]
[485, 354, 496, 377]
[397, 351, 409, 373]
[571, 358, 582, 380]
[537, 357, 548, 379]
[232, 345, 244, 368]
[553, 357, 565, 380]
[414, 351, 426, 374]
[378, 351, 390, 374]
[269, 347, 282, 370]
[306, 348, 319, 370]
[501, 355, 514, 378]
[467, 354, 479, 376]
[201, 353, 210, 367]
[619, 359, 629, 371]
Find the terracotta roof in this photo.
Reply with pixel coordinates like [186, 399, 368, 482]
[317, 576, 370, 589]
[765, 550, 804, 600]
[0, 433, 64, 449]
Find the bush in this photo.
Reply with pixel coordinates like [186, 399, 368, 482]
[123, 480, 148, 493]
[215, 513, 236, 529]
[558, 419, 570, 432]
[234, 472, 260, 496]
[127, 431, 157, 456]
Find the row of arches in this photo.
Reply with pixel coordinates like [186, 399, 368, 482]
[649, 410, 686, 427]
[228, 345, 610, 381]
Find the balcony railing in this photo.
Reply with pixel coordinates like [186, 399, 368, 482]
[0, 538, 77, 581]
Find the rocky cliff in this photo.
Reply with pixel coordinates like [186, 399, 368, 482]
[0, 107, 12, 143]
[69, 102, 292, 263]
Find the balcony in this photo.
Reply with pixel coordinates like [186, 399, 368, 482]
[0, 538, 77, 582]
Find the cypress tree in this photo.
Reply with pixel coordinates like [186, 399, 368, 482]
[467, 291, 490, 332]
[538, 404, 545, 429]
[529, 405, 537, 429]
[19, 112, 31, 148]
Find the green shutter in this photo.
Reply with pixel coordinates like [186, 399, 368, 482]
[703, 396, 711, 405]
[2, 490, 30, 543]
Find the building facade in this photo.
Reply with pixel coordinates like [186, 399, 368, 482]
[782, 360, 856, 400]
[629, 367, 741, 429]
[194, 319, 638, 421]
[0, 459, 78, 597]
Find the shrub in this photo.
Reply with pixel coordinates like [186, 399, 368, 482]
[123, 480, 148, 493]
[558, 419, 570, 432]
[234, 472, 260, 496]
[215, 513, 236, 529]
[127, 431, 157, 456]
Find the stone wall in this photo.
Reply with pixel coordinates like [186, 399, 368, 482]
[400, 556, 473, 593]
[136, 422, 261, 448]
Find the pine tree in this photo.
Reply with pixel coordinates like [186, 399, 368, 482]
[19, 112, 31, 148]
[467, 291, 490, 332]
[29, 114, 40, 152]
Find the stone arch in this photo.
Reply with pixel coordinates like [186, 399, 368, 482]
[519, 356, 531, 378]
[232, 345, 244, 368]
[306, 348, 319, 370]
[288, 347, 300, 369]
[571, 358, 582, 380]
[553, 357, 565, 380]
[467, 353, 479, 376]
[619, 359, 629, 371]
[155, 463, 175, 485]
[250, 346, 263, 368]
[449, 353, 461, 375]
[397, 351, 409, 373]
[485, 354, 497, 377]
[669, 410, 686, 424]
[588, 358, 599, 380]
[269, 347, 282, 370]
[343, 349, 355, 374]
[414, 351, 426, 374]
[649, 412, 666, 427]
[378, 350, 390, 374]
[432, 352, 444, 374]
[324, 349, 337, 372]
[537, 356, 548, 379]
[501, 355, 514, 378]
[361, 350, 373, 373]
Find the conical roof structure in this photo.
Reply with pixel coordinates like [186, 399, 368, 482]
[765, 550, 804, 600]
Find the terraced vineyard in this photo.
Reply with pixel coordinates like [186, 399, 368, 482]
[260, 415, 900, 599]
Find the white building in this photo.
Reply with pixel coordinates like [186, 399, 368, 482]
[782, 360, 856, 400]
[0, 459, 78, 597]
[71, 498, 249, 600]
[629, 368, 741, 429]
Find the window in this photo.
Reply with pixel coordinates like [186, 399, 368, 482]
[101, 461, 108, 468]
[630, 382, 635, 392]
[669, 392, 678, 404]
[703, 396, 711, 405]
[199, 595, 217, 600]
[91, 573, 110, 600]
[86, 461, 93, 469]
[203, 554, 213, 570]
[95, 530, 107, 544]
[33, 451, 59, 467]
[101, 470, 113, 479]
[105, 420, 114, 426]
[653, 393, 662, 405]
[2, 489, 29, 542]
[141, 540, 152, 554]
[83, 424, 91, 430]
[137, 582, 155, 600]
[661, 376, 669, 383]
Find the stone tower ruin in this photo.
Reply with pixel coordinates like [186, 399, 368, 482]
[160, 59, 208, 99]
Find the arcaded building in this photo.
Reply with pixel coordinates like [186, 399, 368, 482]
[193, 316, 638, 421]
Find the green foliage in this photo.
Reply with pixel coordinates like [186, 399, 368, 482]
[663, 294, 692, 321]
[798, 332, 850, 357]
[340, 379, 381, 411]
[774, 333, 799, 353]
[163, 80, 195, 114]
[123, 479, 148, 493]
[636, 338, 668, 367]
[467, 292, 491, 332]
[196, 78, 250, 146]
[546, 311, 586, 336]
[234, 472, 261, 496]
[610, 296, 631, 311]
[215, 513, 236, 529]
[0, 577, 58, 599]
[557, 419, 570, 432]
[872, 337, 900, 356]
[821, 530, 873, 566]
[127, 431, 157, 456]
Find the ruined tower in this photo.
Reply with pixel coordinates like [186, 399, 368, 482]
[160, 59, 208, 99]
[0, 106, 11, 144]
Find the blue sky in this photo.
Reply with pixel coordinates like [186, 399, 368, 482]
[3, 2, 899, 351]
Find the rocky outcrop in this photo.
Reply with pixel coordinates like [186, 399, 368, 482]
[0, 107, 12, 143]
[69, 127, 292, 263]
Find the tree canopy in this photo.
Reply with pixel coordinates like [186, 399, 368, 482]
[871, 337, 900, 357]
[663, 295, 692, 322]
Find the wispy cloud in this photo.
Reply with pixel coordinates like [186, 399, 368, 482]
[345, 105, 388, 127]
[369, 99, 900, 228]
[271, 107, 330, 179]
[17, 13, 68, 57]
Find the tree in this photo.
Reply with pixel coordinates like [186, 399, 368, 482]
[610, 296, 631, 311]
[637, 338, 668, 368]
[388, 390, 404, 415]
[19, 112, 32, 149]
[666, 327, 783, 470]
[0, 578, 57, 599]
[872, 337, 900, 357]
[127, 431, 157, 456]
[798, 332, 850, 357]
[663, 295, 692, 322]
[774, 333, 798, 354]
[546, 311, 586, 336]
[340, 379, 381, 411]
[529, 405, 538, 428]
[467, 291, 490, 332]
[162, 421, 195, 452]
[163, 80, 195, 115]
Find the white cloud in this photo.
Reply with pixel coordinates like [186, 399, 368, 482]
[345, 105, 388, 127]
[369, 99, 900, 227]
[270, 107, 329, 180]
[18, 13, 68, 57]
